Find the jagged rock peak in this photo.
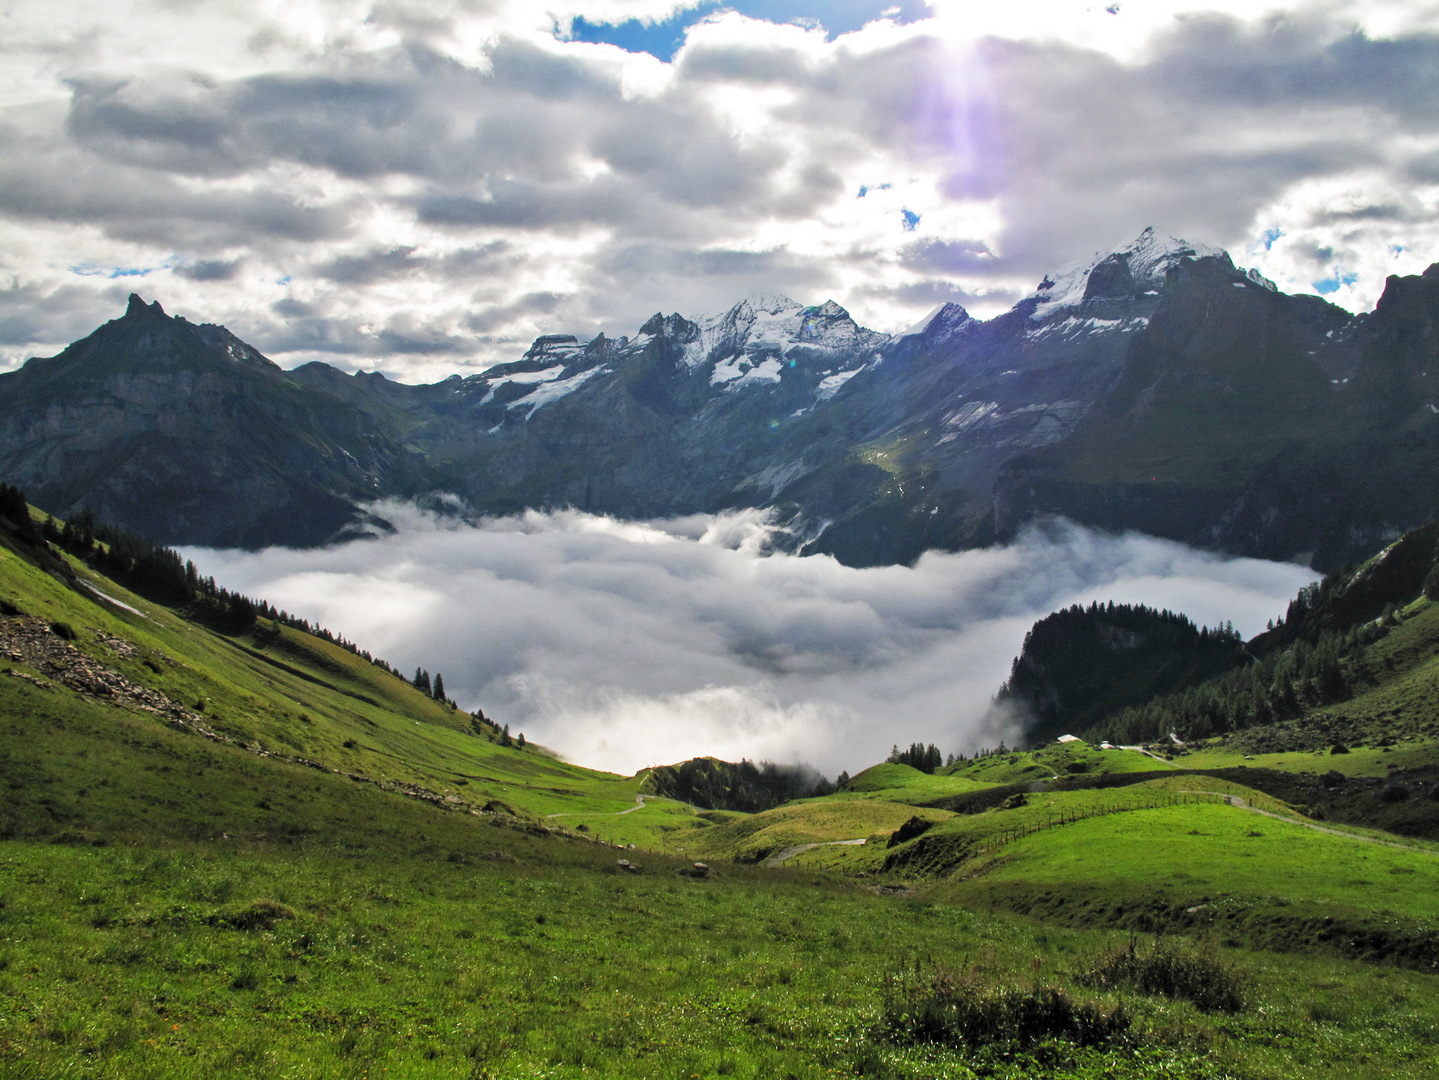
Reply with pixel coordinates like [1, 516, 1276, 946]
[638, 312, 700, 341]
[125, 293, 166, 319]
[522, 333, 580, 360]
[898, 301, 971, 338]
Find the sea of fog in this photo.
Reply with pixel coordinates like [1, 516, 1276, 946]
[184, 505, 1318, 777]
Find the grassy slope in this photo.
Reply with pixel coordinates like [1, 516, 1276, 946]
[0, 530, 676, 837]
[950, 742, 1167, 785]
[4, 515, 1439, 1076]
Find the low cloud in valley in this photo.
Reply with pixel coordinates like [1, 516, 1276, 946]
[187, 507, 1316, 776]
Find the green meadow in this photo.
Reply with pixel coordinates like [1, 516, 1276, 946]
[3, 514, 1439, 1078]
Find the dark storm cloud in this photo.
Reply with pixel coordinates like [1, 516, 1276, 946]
[175, 257, 244, 282]
[263, 302, 471, 357]
[899, 238, 998, 275]
[852, 279, 1016, 312]
[1148, 20, 1439, 126]
[0, 134, 349, 246]
[463, 291, 567, 334]
[0, 281, 128, 352]
[942, 21, 1439, 285]
[318, 246, 422, 284]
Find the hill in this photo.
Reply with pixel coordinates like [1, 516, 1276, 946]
[989, 601, 1248, 743]
[2, 491, 1439, 1077]
[979, 516, 1439, 838]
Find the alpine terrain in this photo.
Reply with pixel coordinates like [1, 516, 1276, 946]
[3, 228, 1438, 568]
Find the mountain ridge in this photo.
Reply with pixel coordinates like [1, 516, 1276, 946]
[5, 229, 1437, 569]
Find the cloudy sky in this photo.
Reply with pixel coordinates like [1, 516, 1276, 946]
[189, 507, 1316, 774]
[3, 0, 1439, 379]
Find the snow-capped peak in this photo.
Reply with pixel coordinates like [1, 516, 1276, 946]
[1029, 227, 1226, 320]
[898, 301, 971, 339]
[679, 293, 881, 370]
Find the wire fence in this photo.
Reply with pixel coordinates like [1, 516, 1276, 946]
[973, 789, 1284, 857]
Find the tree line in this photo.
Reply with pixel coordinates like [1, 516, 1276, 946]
[1085, 583, 1408, 746]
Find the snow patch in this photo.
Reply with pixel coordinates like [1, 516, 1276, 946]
[1026, 315, 1149, 341]
[511, 365, 607, 414]
[499, 365, 564, 385]
[898, 304, 948, 338]
[815, 368, 860, 400]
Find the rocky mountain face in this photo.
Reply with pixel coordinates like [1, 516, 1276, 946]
[5, 231, 1439, 568]
[994, 257, 1439, 568]
[0, 295, 436, 547]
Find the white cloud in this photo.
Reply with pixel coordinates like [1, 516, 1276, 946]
[3, 1, 1439, 375]
[185, 506, 1316, 776]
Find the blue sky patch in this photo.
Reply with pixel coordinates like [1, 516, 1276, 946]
[1313, 270, 1359, 295]
[901, 209, 921, 231]
[1260, 227, 1282, 251]
[566, 1, 929, 62]
[70, 263, 152, 279]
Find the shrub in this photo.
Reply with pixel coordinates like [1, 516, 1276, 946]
[1086, 937, 1245, 1013]
[886, 817, 935, 848]
[880, 965, 1129, 1049]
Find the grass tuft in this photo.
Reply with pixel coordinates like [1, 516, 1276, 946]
[1085, 936, 1245, 1012]
[880, 963, 1130, 1049]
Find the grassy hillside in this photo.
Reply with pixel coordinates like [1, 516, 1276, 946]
[4, 501, 1439, 1077]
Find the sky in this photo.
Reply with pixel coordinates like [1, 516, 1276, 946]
[187, 507, 1317, 776]
[3, 0, 1439, 380]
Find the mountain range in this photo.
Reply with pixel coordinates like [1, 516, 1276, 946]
[4, 228, 1438, 569]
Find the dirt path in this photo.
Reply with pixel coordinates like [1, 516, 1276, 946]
[1178, 790, 1431, 853]
[762, 838, 866, 868]
[547, 792, 657, 820]
[1120, 744, 1178, 765]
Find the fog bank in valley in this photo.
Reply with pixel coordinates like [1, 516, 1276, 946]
[187, 506, 1317, 776]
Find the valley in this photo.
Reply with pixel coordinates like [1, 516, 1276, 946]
[2, 489, 1438, 1078]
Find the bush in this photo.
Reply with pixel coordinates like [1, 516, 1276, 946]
[1086, 937, 1245, 1013]
[880, 965, 1129, 1049]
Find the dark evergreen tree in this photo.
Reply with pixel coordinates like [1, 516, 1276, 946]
[432, 672, 446, 701]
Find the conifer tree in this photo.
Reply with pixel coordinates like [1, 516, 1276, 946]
[432, 672, 446, 701]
